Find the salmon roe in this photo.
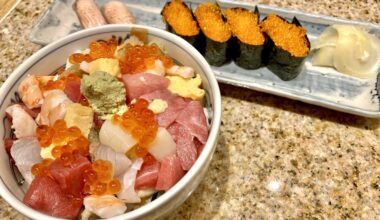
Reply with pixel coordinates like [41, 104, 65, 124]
[40, 74, 81, 91]
[120, 45, 173, 74]
[89, 37, 118, 60]
[36, 120, 89, 159]
[83, 160, 121, 196]
[68, 53, 92, 64]
[31, 158, 53, 176]
[112, 99, 158, 157]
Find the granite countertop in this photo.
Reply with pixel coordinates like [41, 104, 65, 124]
[1, 0, 380, 219]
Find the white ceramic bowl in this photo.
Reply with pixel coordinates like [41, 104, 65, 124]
[0, 24, 221, 220]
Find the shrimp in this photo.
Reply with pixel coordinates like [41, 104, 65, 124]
[18, 75, 53, 109]
[36, 90, 72, 126]
[166, 65, 195, 78]
[18, 75, 44, 109]
[5, 104, 37, 138]
[83, 195, 127, 219]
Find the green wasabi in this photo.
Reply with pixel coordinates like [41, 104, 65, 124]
[80, 71, 127, 119]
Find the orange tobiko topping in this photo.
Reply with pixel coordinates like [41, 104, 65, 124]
[120, 45, 173, 74]
[112, 99, 158, 157]
[83, 160, 121, 196]
[40, 74, 81, 92]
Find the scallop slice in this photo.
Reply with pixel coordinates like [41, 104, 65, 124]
[99, 120, 137, 153]
[147, 127, 176, 161]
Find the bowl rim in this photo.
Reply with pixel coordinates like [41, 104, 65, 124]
[0, 24, 221, 220]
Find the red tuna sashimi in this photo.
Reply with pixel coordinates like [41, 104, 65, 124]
[176, 101, 208, 144]
[194, 138, 205, 157]
[167, 123, 197, 171]
[135, 160, 161, 189]
[140, 90, 188, 127]
[122, 73, 169, 100]
[64, 80, 82, 102]
[155, 154, 185, 191]
[50, 153, 91, 197]
[23, 175, 83, 219]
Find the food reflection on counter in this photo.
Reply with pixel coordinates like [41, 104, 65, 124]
[311, 24, 380, 79]
[74, 0, 135, 28]
[161, 0, 310, 81]
[6, 33, 209, 219]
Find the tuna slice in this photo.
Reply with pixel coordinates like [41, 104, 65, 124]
[194, 138, 205, 157]
[176, 101, 208, 144]
[155, 154, 185, 191]
[23, 175, 83, 219]
[140, 89, 188, 127]
[122, 73, 169, 100]
[64, 80, 82, 103]
[167, 123, 197, 171]
[50, 153, 91, 197]
[135, 160, 161, 189]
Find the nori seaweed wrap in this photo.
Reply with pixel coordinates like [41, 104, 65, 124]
[224, 7, 265, 69]
[161, 0, 200, 46]
[195, 3, 231, 66]
[261, 14, 310, 81]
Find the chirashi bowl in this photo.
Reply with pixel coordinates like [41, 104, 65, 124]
[0, 24, 221, 220]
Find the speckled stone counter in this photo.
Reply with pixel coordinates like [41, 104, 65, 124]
[1, 0, 380, 219]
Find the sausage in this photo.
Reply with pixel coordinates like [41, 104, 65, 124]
[74, 0, 107, 29]
[102, 1, 135, 24]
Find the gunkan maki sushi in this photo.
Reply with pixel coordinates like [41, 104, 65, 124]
[161, 0, 200, 45]
[224, 7, 265, 69]
[195, 3, 231, 66]
[261, 14, 310, 81]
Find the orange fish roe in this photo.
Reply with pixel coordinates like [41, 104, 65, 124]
[112, 99, 158, 157]
[89, 37, 118, 60]
[69, 53, 92, 65]
[31, 158, 53, 176]
[36, 120, 90, 159]
[83, 160, 121, 195]
[40, 74, 81, 91]
[120, 45, 173, 74]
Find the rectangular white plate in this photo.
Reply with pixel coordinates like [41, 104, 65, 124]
[29, 0, 380, 117]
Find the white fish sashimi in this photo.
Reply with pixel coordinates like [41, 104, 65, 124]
[117, 158, 143, 203]
[36, 89, 72, 126]
[99, 120, 137, 153]
[95, 144, 132, 177]
[10, 137, 43, 185]
[83, 195, 127, 219]
[148, 127, 176, 161]
[5, 104, 37, 138]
